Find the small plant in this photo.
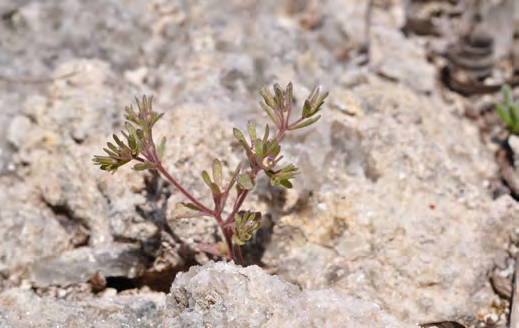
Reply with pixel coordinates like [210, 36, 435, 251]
[93, 83, 328, 265]
[497, 85, 519, 135]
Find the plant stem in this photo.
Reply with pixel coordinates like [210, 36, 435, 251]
[156, 164, 214, 216]
[225, 226, 236, 261]
[225, 189, 249, 226]
[236, 243, 244, 266]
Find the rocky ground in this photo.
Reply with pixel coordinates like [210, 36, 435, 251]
[0, 0, 518, 327]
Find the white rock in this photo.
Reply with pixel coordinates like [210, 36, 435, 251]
[163, 261, 415, 328]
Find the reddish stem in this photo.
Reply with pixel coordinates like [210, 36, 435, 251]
[225, 189, 249, 226]
[236, 243, 244, 266]
[156, 164, 214, 216]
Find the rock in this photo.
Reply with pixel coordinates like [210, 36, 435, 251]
[29, 244, 149, 288]
[261, 77, 513, 323]
[370, 27, 436, 93]
[0, 287, 164, 328]
[163, 261, 414, 328]
[0, 180, 70, 271]
[508, 135, 519, 171]
[0, 0, 515, 325]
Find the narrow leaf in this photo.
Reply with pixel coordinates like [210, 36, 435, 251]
[184, 203, 203, 211]
[302, 100, 313, 118]
[263, 124, 270, 143]
[274, 83, 283, 108]
[260, 102, 279, 128]
[260, 87, 276, 109]
[151, 112, 164, 127]
[290, 115, 321, 130]
[202, 170, 212, 187]
[157, 137, 167, 159]
[133, 162, 157, 171]
[113, 134, 125, 148]
[107, 142, 119, 153]
[497, 105, 511, 125]
[237, 173, 255, 190]
[309, 86, 319, 103]
[172, 202, 206, 219]
[286, 83, 293, 111]
[102, 148, 118, 158]
[209, 182, 221, 196]
[255, 138, 264, 158]
[247, 121, 257, 140]
[278, 179, 293, 188]
[212, 159, 223, 187]
[513, 104, 519, 127]
[125, 122, 138, 138]
[503, 85, 512, 105]
[233, 128, 247, 144]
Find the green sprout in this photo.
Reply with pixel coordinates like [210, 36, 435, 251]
[93, 83, 328, 265]
[497, 85, 519, 135]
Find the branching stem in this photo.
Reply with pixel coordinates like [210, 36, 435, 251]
[156, 164, 214, 216]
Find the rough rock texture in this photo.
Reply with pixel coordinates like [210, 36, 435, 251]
[29, 244, 148, 288]
[0, 287, 164, 328]
[262, 77, 518, 322]
[164, 261, 415, 328]
[0, 0, 516, 326]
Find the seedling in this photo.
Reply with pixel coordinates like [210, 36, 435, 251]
[497, 85, 519, 135]
[93, 83, 328, 265]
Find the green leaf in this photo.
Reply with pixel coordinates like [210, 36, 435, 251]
[274, 83, 283, 108]
[125, 122, 138, 139]
[107, 142, 119, 153]
[497, 104, 511, 125]
[212, 159, 223, 187]
[237, 173, 255, 190]
[171, 202, 206, 219]
[136, 129, 145, 140]
[232, 211, 262, 245]
[260, 102, 279, 128]
[208, 182, 221, 196]
[263, 124, 270, 143]
[260, 87, 276, 109]
[247, 121, 257, 140]
[202, 170, 212, 187]
[113, 134, 125, 148]
[503, 85, 512, 105]
[309, 86, 319, 103]
[184, 203, 203, 211]
[302, 99, 313, 118]
[102, 147, 118, 158]
[134, 138, 142, 156]
[122, 131, 137, 150]
[157, 137, 167, 159]
[266, 139, 279, 156]
[315, 91, 329, 110]
[513, 104, 519, 126]
[255, 138, 264, 158]
[285, 82, 293, 112]
[290, 115, 321, 130]
[151, 112, 164, 127]
[233, 128, 247, 144]
[133, 162, 157, 171]
[278, 179, 293, 188]
[510, 103, 517, 123]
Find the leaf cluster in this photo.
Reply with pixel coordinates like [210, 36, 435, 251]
[93, 96, 166, 173]
[497, 85, 519, 135]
